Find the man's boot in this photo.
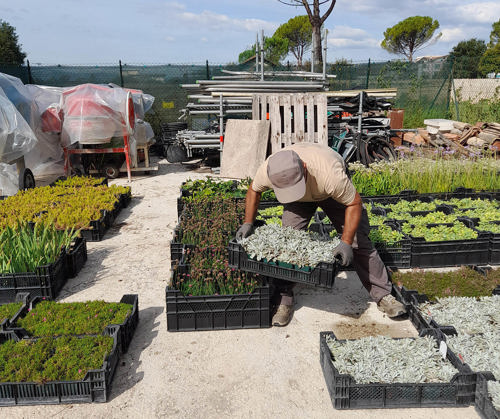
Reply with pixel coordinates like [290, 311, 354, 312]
[272, 294, 294, 327]
[377, 294, 406, 318]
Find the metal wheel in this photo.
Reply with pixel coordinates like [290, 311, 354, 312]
[104, 164, 120, 179]
[19, 168, 35, 190]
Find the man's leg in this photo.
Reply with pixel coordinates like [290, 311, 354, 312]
[320, 198, 404, 316]
[271, 201, 318, 326]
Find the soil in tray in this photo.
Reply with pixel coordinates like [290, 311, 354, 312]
[0, 335, 113, 383]
[16, 300, 133, 336]
[392, 266, 500, 300]
[0, 302, 22, 323]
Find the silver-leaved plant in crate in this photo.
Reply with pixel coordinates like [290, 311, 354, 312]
[239, 224, 340, 268]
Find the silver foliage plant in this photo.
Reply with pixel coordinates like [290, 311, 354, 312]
[419, 296, 500, 334]
[239, 224, 340, 268]
[447, 332, 500, 379]
[488, 381, 500, 410]
[326, 335, 458, 384]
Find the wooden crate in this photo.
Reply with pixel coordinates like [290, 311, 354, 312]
[252, 93, 327, 153]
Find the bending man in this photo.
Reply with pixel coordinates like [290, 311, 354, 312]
[236, 143, 405, 326]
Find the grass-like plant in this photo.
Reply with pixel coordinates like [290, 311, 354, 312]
[392, 266, 500, 300]
[0, 335, 113, 383]
[174, 247, 258, 296]
[350, 157, 500, 196]
[173, 195, 261, 296]
[16, 300, 133, 336]
[0, 223, 77, 274]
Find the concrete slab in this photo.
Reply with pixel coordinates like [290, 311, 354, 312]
[220, 119, 270, 179]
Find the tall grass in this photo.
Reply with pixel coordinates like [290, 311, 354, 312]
[350, 157, 500, 196]
[0, 223, 77, 274]
[449, 97, 500, 125]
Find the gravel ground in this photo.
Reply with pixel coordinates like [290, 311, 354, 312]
[0, 157, 478, 418]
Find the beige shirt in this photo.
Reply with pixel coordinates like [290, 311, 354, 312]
[252, 143, 356, 205]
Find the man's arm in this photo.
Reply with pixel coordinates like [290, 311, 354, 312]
[244, 182, 262, 224]
[340, 191, 363, 245]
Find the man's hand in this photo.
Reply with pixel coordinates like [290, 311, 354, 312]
[236, 223, 254, 241]
[332, 241, 353, 267]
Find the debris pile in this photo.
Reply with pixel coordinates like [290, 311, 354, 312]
[398, 119, 500, 154]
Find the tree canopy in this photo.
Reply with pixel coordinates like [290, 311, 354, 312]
[381, 16, 441, 62]
[238, 35, 288, 65]
[0, 20, 26, 65]
[488, 18, 500, 47]
[479, 19, 500, 75]
[274, 15, 312, 68]
[449, 38, 487, 78]
[277, 0, 336, 68]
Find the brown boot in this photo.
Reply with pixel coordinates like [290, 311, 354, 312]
[272, 304, 294, 327]
[377, 294, 406, 318]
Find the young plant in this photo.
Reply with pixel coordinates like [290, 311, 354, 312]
[392, 266, 500, 300]
[16, 300, 133, 336]
[0, 223, 77, 274]
[0, 335, 113, 383]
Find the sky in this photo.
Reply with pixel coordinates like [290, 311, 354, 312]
[1, 0, 499, 65]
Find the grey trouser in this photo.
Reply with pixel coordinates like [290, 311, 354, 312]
[275, 198, 392, 304]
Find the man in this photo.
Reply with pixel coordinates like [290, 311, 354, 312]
[235, 143, 405, 326]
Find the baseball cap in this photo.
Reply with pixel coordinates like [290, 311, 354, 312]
[267, 150, 306, 203]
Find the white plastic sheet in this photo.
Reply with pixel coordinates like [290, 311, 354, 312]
[0, 163, 18, 196]
[24, 84, 65, 176]
[0, 87, 38, 164]
[60, 83, 134, 146]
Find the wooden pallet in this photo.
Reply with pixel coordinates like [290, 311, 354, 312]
[252, 93, 328, 153]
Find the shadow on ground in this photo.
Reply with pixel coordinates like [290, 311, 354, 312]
[108, 305, 164, 399]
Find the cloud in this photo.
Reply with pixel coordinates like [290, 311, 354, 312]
[440, 27, 467, 42]
[176, 10, 277, 33]
[328, 37, 380, 49]
[330, 26, 371, 40]
[165, 36, 175, 42]
[328, 25, 379, 49]
[165, 1, 186, 12]
[201, 37, 208, 42]
[453, 2, 500, 23]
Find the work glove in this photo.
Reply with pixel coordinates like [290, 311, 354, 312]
[332, 241, 353, 267]
[236, 223, 254, 241]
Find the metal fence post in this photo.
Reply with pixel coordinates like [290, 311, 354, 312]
[27, 60, 33, 84]
[206, 60, 210, 80]
[365, 58, 371, 89]
[119, 60, 124, 87]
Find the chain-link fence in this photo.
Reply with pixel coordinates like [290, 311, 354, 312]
[1, 58, 498, 133]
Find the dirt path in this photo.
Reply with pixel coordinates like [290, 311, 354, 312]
[0, 157, 478, 418]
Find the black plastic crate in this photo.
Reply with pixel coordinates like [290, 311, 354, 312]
[396, 286, 500, 337]
[5, 294, 139, 354]
[360, 190, 418, 205]
[166, 269, 271, 332]
[410, 227, 490, 268]
[0, 252, 68, 304]
[370, 223, 411, 269]
[0, 326, 120, 405]
[320, 330, 476, 410]
[170, 227, 196, 266]
[66, 237, 88, 279]
[80, 212, 108, 242]
[114, 294, 139, 353]
[475, 372, 500, 419]
[228, 239, 339, 289]
[0, 293, 30, 332]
